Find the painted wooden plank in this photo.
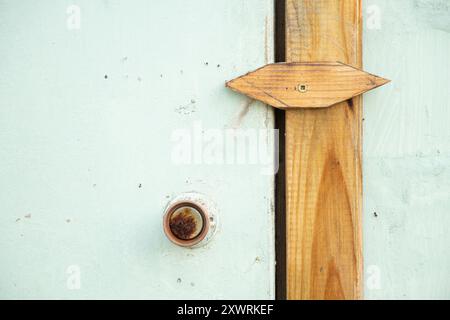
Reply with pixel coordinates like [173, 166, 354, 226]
[0, 0, 275, 299]
[363, 0, 450, 299]
[285, 0, 363, 299]
[226, 62, 388, 109]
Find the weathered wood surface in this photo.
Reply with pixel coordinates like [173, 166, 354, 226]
[226, 62, 388, 109]
[286, 0, 363, 299]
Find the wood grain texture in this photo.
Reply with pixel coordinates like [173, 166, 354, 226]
[226, 62, 388, 109]
[286, 0, 363, 299]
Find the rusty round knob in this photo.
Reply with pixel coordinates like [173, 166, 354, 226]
[163, 193, 217, 248]
[168, 205, 203, 240]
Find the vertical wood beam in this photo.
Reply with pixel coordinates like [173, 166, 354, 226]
[286, 0, 363, 299]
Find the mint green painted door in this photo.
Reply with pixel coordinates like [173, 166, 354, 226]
[0, 0, 275, 299]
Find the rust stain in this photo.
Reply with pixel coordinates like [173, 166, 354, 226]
[169, 208, 198, 240]
[231, 98, 255, 129]
[347, 98, 354, 109]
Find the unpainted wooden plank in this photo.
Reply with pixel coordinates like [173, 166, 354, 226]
[285, 0, 363, 299]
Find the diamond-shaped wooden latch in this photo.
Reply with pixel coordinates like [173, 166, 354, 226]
[226, 62, 389, 109]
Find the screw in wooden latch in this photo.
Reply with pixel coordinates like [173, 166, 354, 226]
[298, 84, 307, 93]
[163, 192, 217, 248]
